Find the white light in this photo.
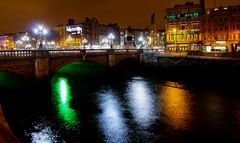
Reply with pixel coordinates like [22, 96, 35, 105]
[127, 77, 157, 128]
[38, 25, 43, 31]
[138, 36, 143, 42]
[76, 27, 81, 31]
[97, 91, 129, 143]
[34, 28, 39, 34]
[108, 33, 115, 40]
[206, 46, 211, 52]
[51, 41, 55, 45]
[43, 29, 48, 35]
[216, 41, 226, 44]
[16, 40, 22, 44]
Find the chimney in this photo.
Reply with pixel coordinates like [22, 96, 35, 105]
[68, 19, 75, 25]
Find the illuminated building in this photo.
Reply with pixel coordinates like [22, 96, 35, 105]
[119, 27, 164, 49]
[98, 23, 120, 48]
[0, 33, 25, 49]
[82, 17, 99, 46]
[201, 5, 240, 52]
[165, 1, 204, 52]
[121, 27, 148, 48]
[54, 18, 120, 48]
[54, 19, 83, 48]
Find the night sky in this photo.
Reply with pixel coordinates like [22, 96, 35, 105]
[1, 0, 240, 34]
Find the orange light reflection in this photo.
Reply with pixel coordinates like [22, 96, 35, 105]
[160, 82, 192, 130]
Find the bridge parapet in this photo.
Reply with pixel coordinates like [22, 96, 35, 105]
[0, 50, 33, 59]
[0, 49, 143, 78]
[0, 49, 142, 59]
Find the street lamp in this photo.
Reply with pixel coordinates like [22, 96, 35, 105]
[138, 36, 144, 48]
[82, 38, 88, 49]
[34, 25, 48, 49]
[108, 33, 115, 49]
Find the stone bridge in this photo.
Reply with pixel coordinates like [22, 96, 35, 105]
[0, 49, 143, 78]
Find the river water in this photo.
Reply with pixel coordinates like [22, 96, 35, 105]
[1, 72, 240, 143]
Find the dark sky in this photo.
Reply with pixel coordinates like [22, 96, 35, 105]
[1, 0, 240, 34]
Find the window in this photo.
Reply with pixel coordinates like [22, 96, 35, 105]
[180, 25, 186, 30]
[233, 25, 236, 30]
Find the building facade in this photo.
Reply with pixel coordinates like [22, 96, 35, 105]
[165, 1, 204, 52]
[201, 5, 240, 52]
[54, 19, 83, 48]
[0, 33, 26, 49]
[54, 18, 120, 48]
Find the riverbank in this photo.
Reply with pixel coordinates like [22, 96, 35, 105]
[0, 105, 20, 143]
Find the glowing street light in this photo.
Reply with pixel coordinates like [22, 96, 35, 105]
[21, 33, 30, 49]
[34, 25, 48, 49]
[108, 33, 115, 49]
[138, 36, 144, 42]
[138, 36, 144, 48]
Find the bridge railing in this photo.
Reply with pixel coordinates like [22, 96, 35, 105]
[0, 50, 33, 59]
[47, 49, 86, 57]
[0, 49, 143, 59]
[113, 49, 143, 54]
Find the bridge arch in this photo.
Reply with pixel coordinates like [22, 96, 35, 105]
[51, 59, 108, 77]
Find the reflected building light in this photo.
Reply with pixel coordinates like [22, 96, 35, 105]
[30, 123, 58, 143]
[160, 82, 192, 130]
[54, 77, 80, 130]
[60, 79, 68, 103]
[127, 77, 158, 128]
[97, 90, 129, 143]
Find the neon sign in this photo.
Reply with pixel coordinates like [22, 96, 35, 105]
[166, 12, 199, 19]
[66, 24, 82, 35]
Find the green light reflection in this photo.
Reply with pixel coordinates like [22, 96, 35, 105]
[54, 77, 80, 130]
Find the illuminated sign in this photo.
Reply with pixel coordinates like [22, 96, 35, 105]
[66, 24, 82, 35]
[216, 41, 226, 44]
[166, 12, 199, 19]
[171, 31, 196, 35]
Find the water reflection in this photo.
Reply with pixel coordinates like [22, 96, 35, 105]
[53, 77, 80, 130]
[126, 76, 157, 128]
[97, 89, 129, 143]
[160, 82, 192, 130]
[26, 121, 58, 143]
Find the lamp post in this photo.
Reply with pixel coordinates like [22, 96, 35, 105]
[108, 33, 115, 49]
[34, 25, 48, 49]
[82, 38, 88, 49]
